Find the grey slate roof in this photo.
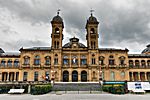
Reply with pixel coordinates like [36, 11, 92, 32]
[142, 44, 150, 54]
[20, 47, 51, 51]
[128, 54, 150, 58]
[0, 52, 20, 57]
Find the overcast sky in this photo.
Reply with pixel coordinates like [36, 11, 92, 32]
[0, 0, 150, 54]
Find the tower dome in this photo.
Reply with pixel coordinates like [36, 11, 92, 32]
[87, 13, 99, 24]
[142, 44, 150, 54]
[51, 10, 64, 28]
[52, 15, 63, 23]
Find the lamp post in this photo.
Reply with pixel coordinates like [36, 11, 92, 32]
[51, 70, 55, 86]
[99, 61, 103, 92]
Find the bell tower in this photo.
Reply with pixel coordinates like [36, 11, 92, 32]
[86, 10, 99, 49]
[51, 10, 64, 49]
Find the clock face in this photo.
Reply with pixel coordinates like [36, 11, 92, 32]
[73, 43, 77, 47]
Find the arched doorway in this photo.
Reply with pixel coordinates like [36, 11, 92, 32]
[72, 71, 78, 82]
[81, 71, 87, 82]
[63, 71, 69, 82]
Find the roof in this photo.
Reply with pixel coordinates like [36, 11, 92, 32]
[19, 47, 51, 51]
[128, 54, 150, 58]
[0, 48, 5, 53]
[99, 48, 129, 51]
[142, 44, 150, 54]
[63, 37, 86, 48]
[0, 52, 20, 57]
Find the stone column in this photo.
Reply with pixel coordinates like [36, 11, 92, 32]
[78, 72, 81, 82]
[131, 72, 134, 81]
[145, 72, 147, 81]
[69, 73, 72, 82]
[7, 72, 10, 81]
[138, 72, 141, 81]
[14, 72, 16, 81]
[0, 72, 2, 81]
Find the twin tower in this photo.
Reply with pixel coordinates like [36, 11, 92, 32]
[51, 11, 99, 49]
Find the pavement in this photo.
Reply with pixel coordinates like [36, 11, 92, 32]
[0, 93, 150, 100]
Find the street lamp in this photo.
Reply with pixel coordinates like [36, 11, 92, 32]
[51, 70, 55, 86]
[99, 61, 103, 92]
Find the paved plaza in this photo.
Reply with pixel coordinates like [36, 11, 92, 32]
[0, 93, 150, 100]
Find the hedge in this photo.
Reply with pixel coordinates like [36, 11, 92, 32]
[0, 86, 12, 94]
[31, 84, 52, 95]
[102, 85, 125, 94]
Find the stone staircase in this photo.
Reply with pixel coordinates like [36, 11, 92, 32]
[52, 82, 101, 91]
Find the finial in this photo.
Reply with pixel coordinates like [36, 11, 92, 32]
[57, 9, 61, 16]
[90, 8, 94, 16]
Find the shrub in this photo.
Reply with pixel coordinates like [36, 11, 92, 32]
[31, 84, 52, 95]
[0, 85, 12, 94]
[102, 85, 125, 94]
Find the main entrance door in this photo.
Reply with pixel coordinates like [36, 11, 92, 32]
[72, 71, 78, 82]
[81, 71, 87, 82]
[63, 71, 69, 82]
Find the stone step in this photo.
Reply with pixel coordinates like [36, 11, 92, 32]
[52, 83, 101, 91]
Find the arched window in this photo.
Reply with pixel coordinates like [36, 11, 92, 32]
[1, 59, 6, 67]
[90, 28, 95, 34]
[63, 55, 69, 65]
[34, 55, 40, 65]
[8, 59, 12, 67]
[45, 56, 51, 65]
[54, 54, 58, 65]
[91, 54, 95, 65]
[14, 59, 19, 67]
[55, 28, 60, 34]
[24, 56, 30, 65]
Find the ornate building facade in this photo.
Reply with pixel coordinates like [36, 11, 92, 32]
[0, 12, 150, 83]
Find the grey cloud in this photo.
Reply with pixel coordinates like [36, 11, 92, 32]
[0, 0, 150, 53]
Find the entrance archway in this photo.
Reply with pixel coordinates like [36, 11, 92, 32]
[72, 71, 78, 82]
[81, 71, 87, 82]
[63, 71, 69, 82]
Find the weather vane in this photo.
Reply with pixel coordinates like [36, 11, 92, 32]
[90, 8, 94, 16]
[57, 9, 61, 15]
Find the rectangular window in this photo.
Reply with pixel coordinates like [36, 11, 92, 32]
[54, 58, 58, 65]
[34, 71, 38, 81]
[23, 72, 28, 81]
[24, 58, 29, 65]
[109, 60, 114, 65]
[72, 59, 78, 65]
[34, 59, 40, 65]
[99, 60, 104, 65]
[120, 60, 124, 65]
[81, 59, 87, 65]
[45, 71, 50, 81]
[91, 58, 95, 65]
[63, 59, 69, 65]
[1, 61, 5, 67]
[14, 61, 19, 67]
[8, 61, 12, 67]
